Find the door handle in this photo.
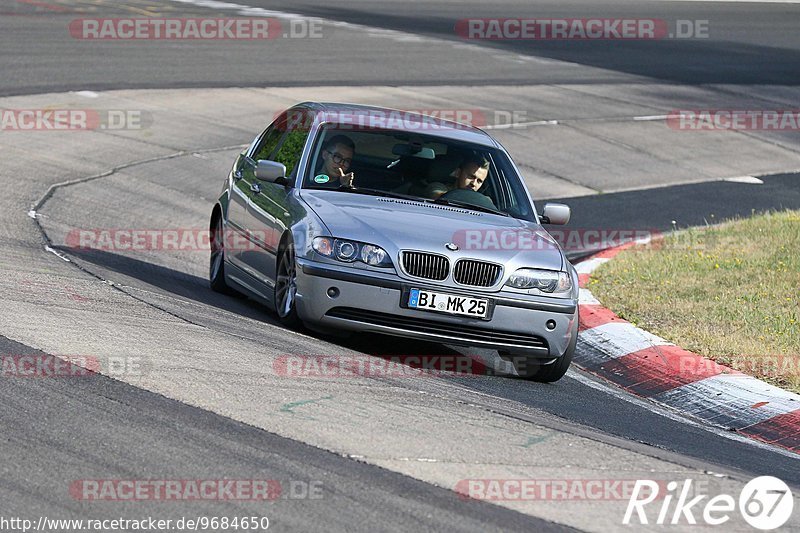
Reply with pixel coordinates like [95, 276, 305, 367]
[250, 182, 262, 194]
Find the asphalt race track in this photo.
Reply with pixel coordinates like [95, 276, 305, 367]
[1, 1, 799, 532]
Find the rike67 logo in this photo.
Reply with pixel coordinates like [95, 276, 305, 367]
[624, 476, 793, 529]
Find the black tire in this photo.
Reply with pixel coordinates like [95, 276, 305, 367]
[274, 237, 302, 328]
[512, 329, 577, 383]
[209, 214, 236, 295]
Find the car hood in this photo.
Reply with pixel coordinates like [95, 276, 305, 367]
[300, 190, 564, 271]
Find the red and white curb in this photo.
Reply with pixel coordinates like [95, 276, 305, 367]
[573, 241, 800, 453]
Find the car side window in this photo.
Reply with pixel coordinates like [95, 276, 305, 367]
[251, 114, 287, 162]
[272, 127, 311, 179]
[271, 110, 310, 179]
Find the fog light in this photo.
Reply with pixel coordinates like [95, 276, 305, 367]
[546, 319, 556, 331]
[327, 287, 339, 298]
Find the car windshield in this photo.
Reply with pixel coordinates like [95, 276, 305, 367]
[302, 125, 537, 221]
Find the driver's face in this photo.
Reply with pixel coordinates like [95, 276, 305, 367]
[322, 143, 354, 177]
[456, 163, 488, 191]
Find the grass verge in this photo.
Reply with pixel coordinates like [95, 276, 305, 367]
[590, 210, 800, 393]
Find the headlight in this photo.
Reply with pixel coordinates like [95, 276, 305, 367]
[361, 244, 388, 266]
[312, 237, 334, 257]
[335, 240, 358, 262]
[312, 237, 392, 267]
[506, 268, 572, 294]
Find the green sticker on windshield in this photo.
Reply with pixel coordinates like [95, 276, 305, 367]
[314, 174, 330, 184]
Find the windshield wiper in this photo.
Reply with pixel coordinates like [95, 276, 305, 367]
[433, 197, 510, 216]
[318, 186, 510, 216]
[336, 186, 424, 202]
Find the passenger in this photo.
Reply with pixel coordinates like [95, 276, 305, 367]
[313, 135, 356, 188]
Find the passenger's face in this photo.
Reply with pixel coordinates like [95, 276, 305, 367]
[456, 163, 488, 191]
[322, 144, 354, 177]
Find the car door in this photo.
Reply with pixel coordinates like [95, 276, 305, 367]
[226, 114, 287, 278]
[245, 110, 312, 286]
[225, 152, 255, 272]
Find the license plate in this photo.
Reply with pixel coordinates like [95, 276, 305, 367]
[407, 288, 489, 319]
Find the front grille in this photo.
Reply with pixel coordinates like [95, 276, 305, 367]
[454, 259, 502, 287]
[401, 251, 450, 281]
[326, 307, 549, 350]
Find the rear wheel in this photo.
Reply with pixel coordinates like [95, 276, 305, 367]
[209, 214, 236, 295]
[275, 238, 302, 328]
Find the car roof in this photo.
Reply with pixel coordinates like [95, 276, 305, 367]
[293, 101, 499, 148]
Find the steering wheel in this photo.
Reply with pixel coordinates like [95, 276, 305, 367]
[439, 188, 498, 210]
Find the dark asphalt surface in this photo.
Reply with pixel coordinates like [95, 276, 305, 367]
[0, 0, 798, 96]
[560, 173, 800, 233]
[551, 172, 800, 262]
[238, 0, 800, 85]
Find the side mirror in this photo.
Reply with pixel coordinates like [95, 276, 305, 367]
[254, 160, 287, 183]
[540, 203, 571, 225]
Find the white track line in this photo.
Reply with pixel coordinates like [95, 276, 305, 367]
[655, 374, 800, 427]
[723, 176, 764, 184]
[575, 257, 610, 275]
[579, 323, 674, 361]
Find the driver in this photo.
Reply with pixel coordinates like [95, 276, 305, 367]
[313, 135, 356, 188]
[424, 154, 490, 199]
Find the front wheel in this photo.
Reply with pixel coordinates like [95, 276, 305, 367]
[274, 239, 302, 328]
[512, 331, 577, 382]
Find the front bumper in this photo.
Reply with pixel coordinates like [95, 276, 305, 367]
[295, 260, 578, 358]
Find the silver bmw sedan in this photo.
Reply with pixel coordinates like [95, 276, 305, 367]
[209, 102, 578, 382]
